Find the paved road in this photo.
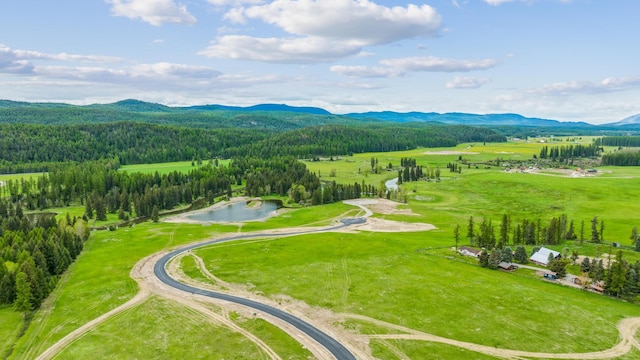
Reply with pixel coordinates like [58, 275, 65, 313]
[153, 220, 359, 360]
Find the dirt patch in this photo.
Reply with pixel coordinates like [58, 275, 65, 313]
[423, 151, 479, 155]
[351, 218, 436, 233]
[343, 198, 436, 233]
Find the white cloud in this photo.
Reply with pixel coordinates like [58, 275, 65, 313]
[446, 76, 491, 89]
[206, 0, 442, 63]
[484, 0, 573, 5]
[380, 56, 496, 73]
[0, 44, 123, 75]
[105, 0, 196, 26]
[538, 76, 640, 95]
[199, 35, 363, 63]
[332, 56, 497, 78]
[483, 0, 514, 5]
[330, 65, 399, 78]
[208, 0, 264, 6]
[236, 0, 441, 45]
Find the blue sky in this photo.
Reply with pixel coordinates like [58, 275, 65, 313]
[0, 0, 638, 123]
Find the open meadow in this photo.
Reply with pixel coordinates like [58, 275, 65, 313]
[6, 140, 640, 359]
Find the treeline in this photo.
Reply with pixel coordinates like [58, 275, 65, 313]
[601, 151, 640, 166]
[0, 202, 89, 312]
[0, 123, 507, 173]
[595, 136, 640, 147]
[0, 123, 268, 170]
[223, 124, 506, 159]
[3, 156, 374, 221]
[538, 143, 600, 162]
[466, 214, 605, 249]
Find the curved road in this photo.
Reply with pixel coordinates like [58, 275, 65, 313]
[153, 219, 364, 360]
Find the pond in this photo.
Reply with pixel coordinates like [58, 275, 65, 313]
[385, 177, 399, 191]
[186, 200, 281, 223]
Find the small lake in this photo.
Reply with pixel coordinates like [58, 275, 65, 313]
[186, 200, 281, 223]
[385, 178, 399, 191]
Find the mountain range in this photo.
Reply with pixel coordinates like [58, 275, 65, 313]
[0, 99, 638, 128]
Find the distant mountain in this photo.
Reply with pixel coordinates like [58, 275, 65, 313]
[187, 103, 331, 115]
[1, 99, 637, 130]
[344, 111, 595, 128]
[86, 99, 174, 112]
[606, 114, 640, 127]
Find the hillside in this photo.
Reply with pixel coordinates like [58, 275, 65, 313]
[1, 99, 640, 132]
[344, 111, 595, 128]
[607, 113, 640, 127]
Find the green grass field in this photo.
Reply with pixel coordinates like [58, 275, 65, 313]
[119, 159, 231, 175]
[55, 296, 271, 359]
[7, 140, 640, 359]
[192, 232, 640, 355]
[0, 307, 24, 358]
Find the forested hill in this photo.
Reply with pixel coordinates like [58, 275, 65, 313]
[0, 122, 506, 173]
[3, 99, 639, 131]
[0, 100, 348, 131]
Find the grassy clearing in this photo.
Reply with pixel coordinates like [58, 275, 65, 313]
[194, 231, 640, 353]
[370, 339, 500, 360]
[0, 307, 24, 358]
[180, 254, 218, 287]
[303, 143, 640, 247]
[230, 311, 313, 360]
[56, 296, 267, 359]
[119, 160, 231, 175]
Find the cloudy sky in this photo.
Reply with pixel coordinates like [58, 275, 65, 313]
[0, 0, 637, 123]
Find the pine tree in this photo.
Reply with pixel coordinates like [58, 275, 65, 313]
[548, 258, 569, 277]
[514, 246, 528, 264]
[501, 247, 513, 263]
[605, 251, 627, 297]
[478, 250, 489, 268]
[94, 196, 107, 221]
[151, 206, 159, 223]
[580, 257, 591, 274]
[467, 216, 475, 245]
[499, 214, 509, 247]
[488, 248, 501, 270]
[591, 216, 600, 243]
[14, 272, 33, 313]
[84, 197, 94, 219]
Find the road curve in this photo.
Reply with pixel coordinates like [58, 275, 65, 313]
[153, 220, 360, 360]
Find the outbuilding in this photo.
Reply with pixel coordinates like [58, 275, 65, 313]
[459, 246, 482, 258]
[530, 247, 561, 267]
[498, 262, 517, 271]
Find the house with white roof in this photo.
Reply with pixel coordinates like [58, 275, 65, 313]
[529, 247, 561, 267]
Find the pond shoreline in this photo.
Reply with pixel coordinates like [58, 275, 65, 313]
[163, 197, 280, 224]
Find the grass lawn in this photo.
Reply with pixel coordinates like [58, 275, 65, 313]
[370, 339, 500, 360]
[0, 307, 24, 358]
[56, 296, 269, 359]
[193, 231, 640, 354]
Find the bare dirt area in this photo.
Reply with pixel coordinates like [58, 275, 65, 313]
[423, 151, 479, 155]
[343, 198, 436, 233]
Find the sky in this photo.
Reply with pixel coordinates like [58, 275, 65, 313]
[0, 0, 638, 124]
